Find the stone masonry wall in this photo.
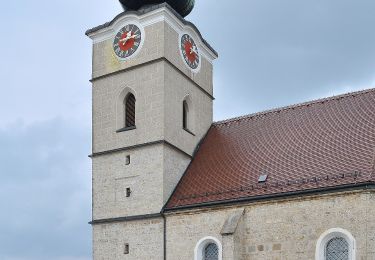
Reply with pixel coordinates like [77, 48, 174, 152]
[93, 144, 164, 220]
[163, 144, 191, 203]
[92, 60, 165, 154]
[164, 60, 213, 155]
[166, 191, 375, 260]
[93, 217, 164, 260]
[91, 58, 212, 156]
[92, 143, 191, 220]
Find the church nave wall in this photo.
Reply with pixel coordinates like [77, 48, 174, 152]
[165, 190, 375, 260]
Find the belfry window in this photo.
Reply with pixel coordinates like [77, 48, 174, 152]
[125, 93, 136, 128]
[116, 88, 137, 133]
[183, 100, 189, 130]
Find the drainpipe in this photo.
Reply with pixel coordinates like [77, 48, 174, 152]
[163, 213, 167, 260]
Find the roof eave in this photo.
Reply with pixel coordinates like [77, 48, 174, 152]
[163, 181, 375, 213]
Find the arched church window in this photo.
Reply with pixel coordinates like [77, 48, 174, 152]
[204, 243, 219, 260]
[194, 236, 222, 260]
[125, 93, 136, 128]
[183, 100, 189, 129]
[315, 228, 355, 260]
[325, 237, 349, 260]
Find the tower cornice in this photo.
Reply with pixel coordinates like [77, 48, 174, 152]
[86, 3, 218, 61]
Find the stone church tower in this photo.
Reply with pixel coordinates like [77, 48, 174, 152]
[86, 2, 218, 259]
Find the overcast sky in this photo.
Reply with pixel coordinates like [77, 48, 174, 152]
[0, 1, 374, 259]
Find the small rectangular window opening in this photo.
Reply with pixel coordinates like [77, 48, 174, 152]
[126, 188, 132, 197]
[125, 155, 131, 165]
[258, 174, 268, 183]
[124, 243, 129, 254]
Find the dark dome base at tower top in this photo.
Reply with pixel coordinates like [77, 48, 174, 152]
[119, 0, 195, 17]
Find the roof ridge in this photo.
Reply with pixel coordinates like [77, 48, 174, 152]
[214, 87, 375, 126]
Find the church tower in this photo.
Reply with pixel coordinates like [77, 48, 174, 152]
[86, 1, 217, 259]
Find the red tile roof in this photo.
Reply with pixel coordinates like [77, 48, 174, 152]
[166, 89, 375, 210]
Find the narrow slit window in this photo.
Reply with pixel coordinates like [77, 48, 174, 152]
[183, 100, 188, 129]
[125, 94, 136, 128]
[124, 243, 129, 254]
[125, 155, 131, 165]
[126, 188, 132, 197]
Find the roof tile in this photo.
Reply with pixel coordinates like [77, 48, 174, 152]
[166, 88, 375, 209]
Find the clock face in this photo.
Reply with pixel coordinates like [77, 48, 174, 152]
[113, 24, 142, 60]
[180, 34, 200, 70]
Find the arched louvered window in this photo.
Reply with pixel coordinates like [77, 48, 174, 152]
[183, 100, 189, 129]
[204, 243, 219, 260]
[325, 237, 349, 260]
[125, 93, 136, 128]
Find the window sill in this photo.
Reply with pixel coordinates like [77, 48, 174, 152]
[183, 128, 196, 136]
[116, 126, 136, 133]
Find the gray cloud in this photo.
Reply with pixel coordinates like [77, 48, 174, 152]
[0, 119, 91, 260]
